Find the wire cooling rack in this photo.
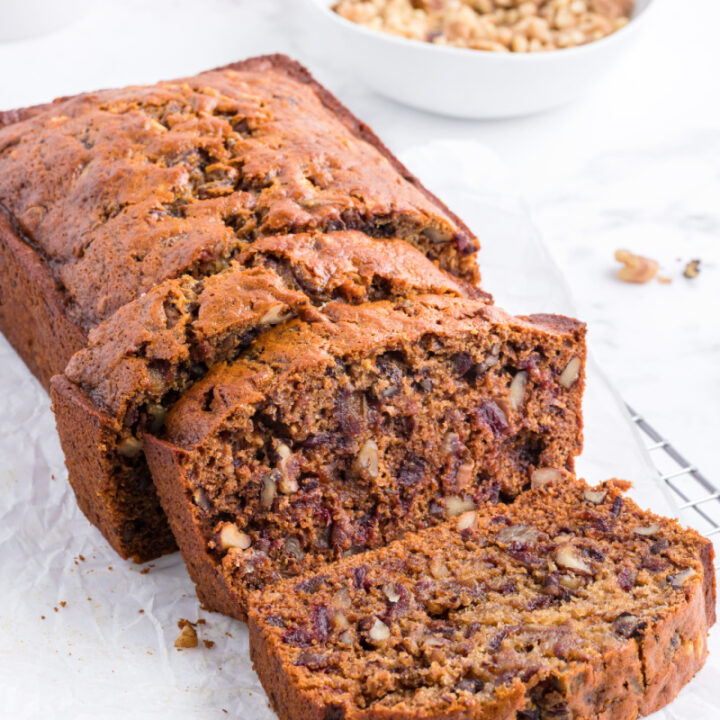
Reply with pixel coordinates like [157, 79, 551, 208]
[628, 405, 720, 568]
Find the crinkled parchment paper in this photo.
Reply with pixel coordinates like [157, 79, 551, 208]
[0, 141, 716, 718]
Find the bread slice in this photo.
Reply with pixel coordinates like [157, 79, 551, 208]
[144, 296, 586, 617]
[51, 232, 485, 561]
[248, 476, 716, 720]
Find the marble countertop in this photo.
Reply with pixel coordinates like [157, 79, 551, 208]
[1, 0, 718, 484]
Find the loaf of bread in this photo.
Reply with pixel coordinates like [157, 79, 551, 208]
[248, 476, 716, 720]
[52, 231, 486, 561]
[0, 54, 477, 390]
[144, 296, 585, 617]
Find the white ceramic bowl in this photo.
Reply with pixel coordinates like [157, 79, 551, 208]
[296, 0, 656, 118]
[0, 0, 88, 42]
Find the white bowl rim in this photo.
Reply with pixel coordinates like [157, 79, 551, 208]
[302, 0, 657, 62]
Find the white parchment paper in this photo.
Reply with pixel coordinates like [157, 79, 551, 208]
[0, 141, 716, 718]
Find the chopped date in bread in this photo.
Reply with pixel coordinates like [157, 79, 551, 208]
[248, 476, 715, 720]
[144, 296, 585, 618]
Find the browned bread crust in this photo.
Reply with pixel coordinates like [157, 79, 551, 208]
[248, 476, 716, 720]
[144, 297, 585, 617]
[51, 231, 485, 562]
[0, 55, 478, 394]
[0, 209, 87, 389]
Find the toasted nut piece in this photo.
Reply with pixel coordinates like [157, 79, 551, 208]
[355, 439, 379, 479]
[683, 259, 701, 279]
[558, 574, 582, 590]
[615, 249, 659, 284]
[531, 467, 562, 489]
[633, 524, 660, 537]
[117, 436, 143, 458]
[455, 461, 475, 491]
[583, 488, 607, 505]
[383, 584, 401, 603]
[285, 536, 304, 561]
[331, 611, 350, 631]
[276, 445, 300, 491]
[260, 303, 292, 326]
[174, 623, 198, 649]
[668, 568, 695, 589]
[278, 475, 299, 494]
[559, 357, 581, 388]
[497, 524, 541, 546]
[193, 487, 212, 513]
[445, 495, 476, 517]
[429, 555, 449, 579]
[554, 544, 592, 574]
[338, 630, 354, 645]
[368, 617, 390, 643]
[218, 523, 252, 551]
[509, 370, 528, 411]
[147, 404, 166, 434]
[261, 473, 277, 509]
[457, 510, 477, 531]
[334, 587, 351, 610]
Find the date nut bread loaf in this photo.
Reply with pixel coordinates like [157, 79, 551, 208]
[248, 476, 716, 720]
[51, 231, 486, 561]
[144, 295, 586, 617]
[0, 54, 477, 390]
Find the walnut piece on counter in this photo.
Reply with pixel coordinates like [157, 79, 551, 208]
[683, 259, 701, 279]
[614, 249, 659, 284]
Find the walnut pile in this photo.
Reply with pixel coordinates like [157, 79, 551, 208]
[333, 0, 632, 52]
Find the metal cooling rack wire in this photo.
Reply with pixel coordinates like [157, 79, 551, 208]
[628, 405, 719, 568]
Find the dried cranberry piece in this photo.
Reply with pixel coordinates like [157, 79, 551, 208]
[526, 595, 552, 611]
[583, 546, 605, 562]
[612, 612, 647, 639]
[281, 627, 313, 647]
[353, 565, 370, 591]
[335, 389, 363, 437]
[331, 518, 352, 550]
[616, 566, 636, 591]
[312, 604, 329, 643]
[610, 497, 623, 517]
[265, 615, 286, 628]
[487, 627, 511, 652]
[454, 232, 475, 255]
[451, 352, 474, 377]
[300, 432, 337, 448]
[457, 678, 484, 693]
[397, 456, 426, 487]
[474, 481, 500, 505]
[324, 705, 346, 720]
[649, 538, 669, 555]
[295, 575, 328, 595]
[517, 711, 541, 720]
[295, 651, 329, 671]
[475, 401, 509, 437]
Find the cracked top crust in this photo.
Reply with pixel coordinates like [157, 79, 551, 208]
[0, 56, 478, 330]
